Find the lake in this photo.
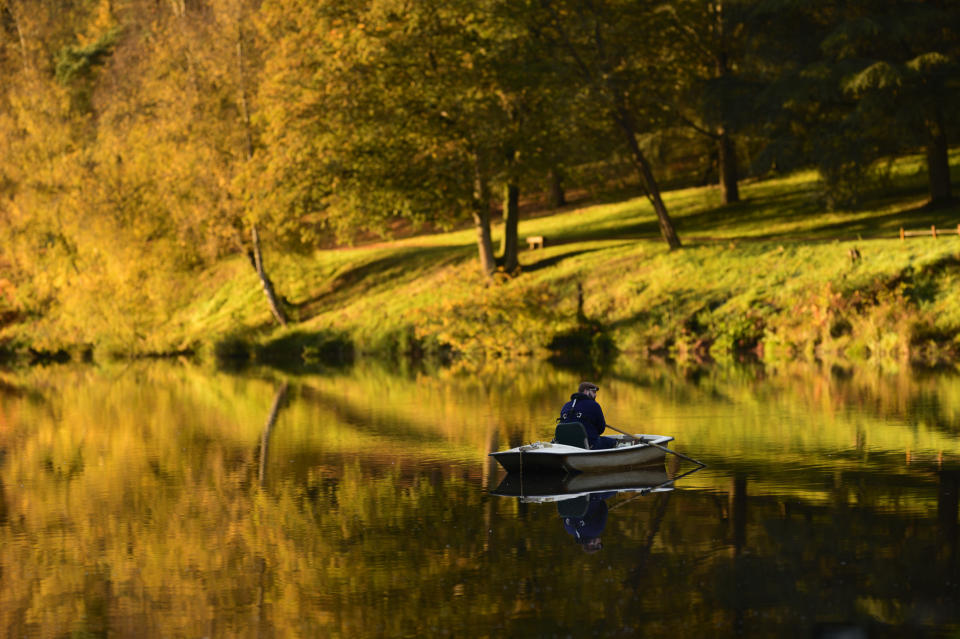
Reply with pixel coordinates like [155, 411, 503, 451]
[0, 358, 958, 637]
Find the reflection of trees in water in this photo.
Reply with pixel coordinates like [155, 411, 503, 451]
[678, 471, 960, 636]
[939, 470, 959, 561]
[613, 359, 960, 435]
[622, 490, 672, 590]
[258, 382, 288, 486]
[0, 362, 958, 636]
[502, 470, 956, 637]
[501, 466, 960, 637]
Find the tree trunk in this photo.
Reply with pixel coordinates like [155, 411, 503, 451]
[235, 32, 255, 160]
[546, 10, 680, 249]
[713, 2, 739, 205]
[472, 156, 496, 277]
[236, 23, 290, 325]
[473, 207, 496, 277]
[548, 168, 566, 208]
[500, 182, 520, 272]
[718, 130, 740, 204]
[258, 382, 288, 486]
[615, 109, 682, 249]
[6, 0, 30, 71]
[926, 110, 952, 205]
[251, 224, 288, 326]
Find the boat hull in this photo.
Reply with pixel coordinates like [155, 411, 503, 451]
[489, 434, 673, 474]
[491, 467, 671, 500]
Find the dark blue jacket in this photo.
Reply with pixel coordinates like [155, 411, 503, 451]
[559, 393, 606, 447]
[561, 492, 615, 542]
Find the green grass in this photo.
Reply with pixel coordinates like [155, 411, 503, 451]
[165, 148, 960, 367]
[5, 149, 960, 368]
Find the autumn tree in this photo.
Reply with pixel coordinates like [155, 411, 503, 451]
[86, 0, 295, 327]
[0, 0, 100, 341]
[519, 0, 682, 249]
[656, 0, 767, 204]
[0, 0, 302, 349]
[256, 0, 494, 275]
[256, 0, 577, 277]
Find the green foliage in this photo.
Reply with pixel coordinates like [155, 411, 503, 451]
[1, 0, 959, 367]
[54, 28, 118, 86]
[5, 148, 960, 367]
[703, 307, 767, 359]
[808, 0, 960, 205]
[406, 277, 573, 363]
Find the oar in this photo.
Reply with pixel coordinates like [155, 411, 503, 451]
[610, 466, 705, 509]
[606, 424, 707, 467]
[609, 466, 706, 511]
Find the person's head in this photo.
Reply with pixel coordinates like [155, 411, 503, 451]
[578, 381, 599, 399]
[580, 536, 603, 553]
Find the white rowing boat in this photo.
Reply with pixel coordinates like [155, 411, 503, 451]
[489, 434, 674, 474]
[490, 467, 674, 502]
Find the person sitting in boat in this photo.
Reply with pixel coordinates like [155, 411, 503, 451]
[559, 381, 617, 449]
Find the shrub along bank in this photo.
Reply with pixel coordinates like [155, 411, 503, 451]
[2, 155, 960, 369]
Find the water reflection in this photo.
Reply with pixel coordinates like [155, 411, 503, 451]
[491, 467, 673, 498]
[559, 492, 612, 552]
[0, 359, 957, 636]
[493, 465, 701, 561]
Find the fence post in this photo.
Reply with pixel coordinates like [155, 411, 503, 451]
[932, 225, 938, 239]
[900, 227, 905, 241]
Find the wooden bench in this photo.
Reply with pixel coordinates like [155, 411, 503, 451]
[526, 235, 545, 250]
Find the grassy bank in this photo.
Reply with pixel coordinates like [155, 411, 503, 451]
[4, 151, 960, 369]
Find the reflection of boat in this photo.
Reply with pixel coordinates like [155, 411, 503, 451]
[491, 467, 674, 502]
[489, 434, 674, 474]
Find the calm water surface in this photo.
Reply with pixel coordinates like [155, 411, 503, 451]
[0, 360, 958, 637]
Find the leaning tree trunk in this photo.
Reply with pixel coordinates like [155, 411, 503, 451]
[236, 26, 289, 327]
[548, 9, 681, 250]
[615, 108, 682, 249]
[258, 382, 288, 485]
[926, 109, 952, 205]
[251, 224, 288, 326]
[500, 182, 520, 272]
[6, 1, 30, 71]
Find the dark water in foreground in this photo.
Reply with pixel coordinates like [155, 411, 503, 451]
[0, 360, 958, 637]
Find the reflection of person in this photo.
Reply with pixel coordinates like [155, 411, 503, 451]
[559, 381, 616, 450]
[560, 492, 615, 553]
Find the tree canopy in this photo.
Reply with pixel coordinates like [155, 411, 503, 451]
[0, 0, 956, 347]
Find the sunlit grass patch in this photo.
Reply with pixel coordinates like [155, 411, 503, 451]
[153, 149, 960, 367]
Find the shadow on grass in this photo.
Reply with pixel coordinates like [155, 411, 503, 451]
[522, 246, 612, 273]
[292, 245, 474, 322]
[671, 172, 959, 243]
[571, 189, 960, 246]
[673, 189, 818, 234]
